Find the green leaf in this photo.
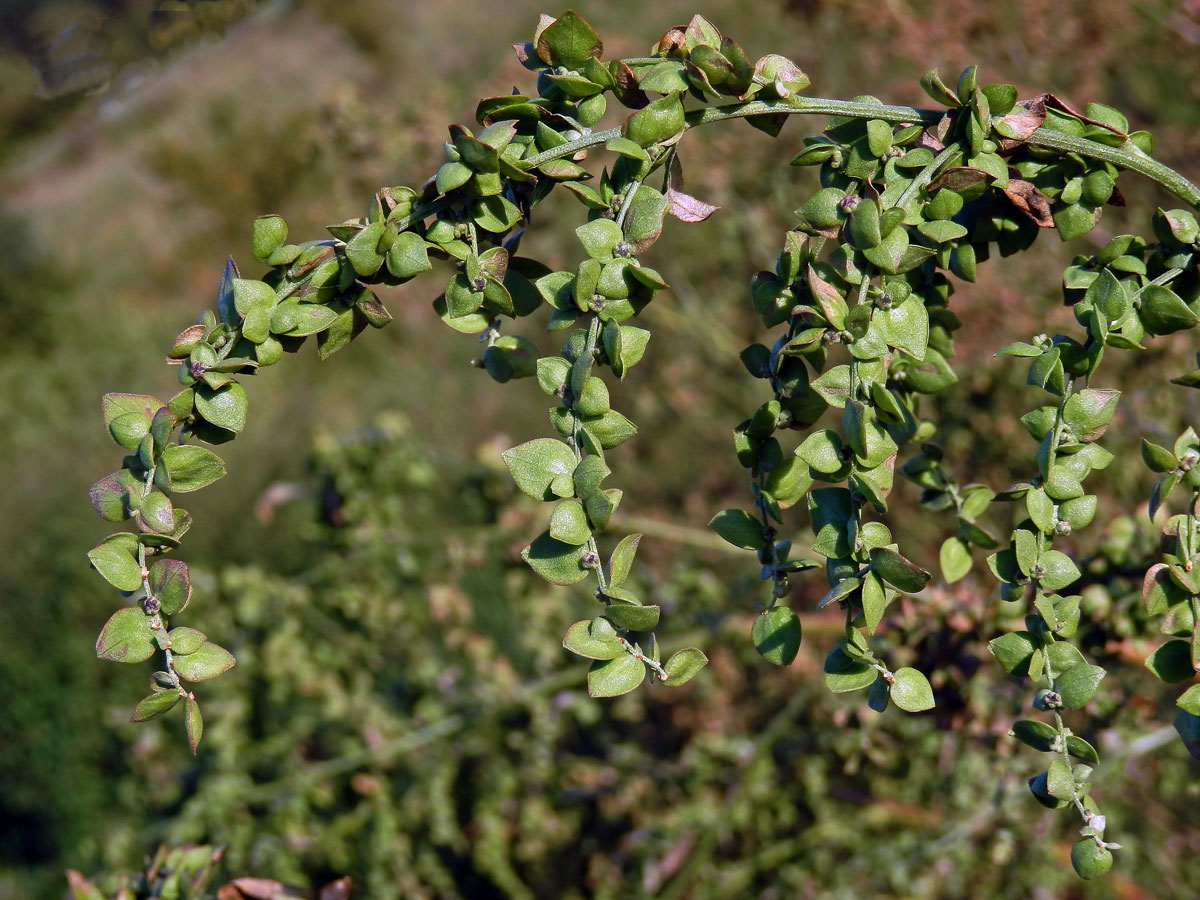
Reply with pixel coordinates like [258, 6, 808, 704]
[253, 215, 288, 263]
[435, 160, 472, 193]
[1177, 683, 1200, 715]
[89, 472, 132, 522]
[572, 455, 609, 500]
[823, 646, 878, 693]
[624, 94, 685, 148]
[817, 575, 862, 610]
[917, 219, 968, 243]
[662, 648, 708, 686]
[997, 341, 1042, 358]
[130, 690, 182, 722]
[580, 410, 638, 449]
[1171, 369, 1200, 389]
[108, 412, 152, 451]
[1066, 734, 1100, 764]
[764, 457, 813, 508]
[238, 282, 279, 345]
[96, 607, 156, 663]
[88, 533, 143, 592]
[876, 297, 929, 359]
[1010, 719, 1057, 752]
[576, 219, 623, 260]
[137, 490, 175, 535]
[1045, 465, 1084, 501]
[167, 626, 207, 656]
[920, 68, 959, 106]
[623, 186, 669, 255]
[1084, 268, 1129, 324]
[536, 10, 602, 69]
[709, 509, 767, 550]
[103, 393, 165, 433]
[604, 136, 649, 161]
[809, 487, 854, 558]
[1037, 550, 1080, 592]
[1139, 284, 1197, 335]
[1175, 709, 1200, 757]
[537, 356, 572, 396]
[502, 438, 577, 501]
[1062, 389, 1120, 442]
[603, 324, 651, 379]
[1071, 839, 1113, 880]
[232, 278, 277, 319]
[282, 303, 341, 337]
[902, 347, 958, 394]
[862, 222, 910, 272]
[1056, 663, 1105, 709]
[472, 195, 521, 234]
[160, 445, 226, 492]
[186, 695, 203, 754]
[521, 530, 590, 585]
[587, 653, 646, 698]
[149, 559, 191, 615]
[386, 231, 432, 279]
[563, 618, 624, 660]
[1146, 639, 1196, 683]
[859, 571, 886, 634]
[195, 382, 248, 434]
[940, 536, 972, 583]
[797, 429, 845, 474]
[890, 667, 935, 712]
[806, 265, 848, 329]
[1027, 347, 1064, 394]
[1045, 640, 1086, 673]
[344, 222, 386, 276]
[604, 603, 660, 631]
[584, 488, 622, 531]
[989, 630, 1037, 675]
[172, 642, 236, 682]
[1046, 758, 1076, 801]
[811, 365, 851, 408]
[869, 546, 930, 593]
[549, 499, 591, 545]
[1054, 202, 1099, 241]
[608, 533, 641, 587]
[752, 606, 802, 665]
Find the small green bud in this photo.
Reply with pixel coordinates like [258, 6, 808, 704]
[1033, 689, 1062, 710]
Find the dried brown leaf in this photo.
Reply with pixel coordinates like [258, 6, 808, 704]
[998, 94, 1047, 142]
[612, 61, 649, 109]
[665, 156, 719, 222]
[654, 26, 688, 57]
[1002, 178, 1054, 227]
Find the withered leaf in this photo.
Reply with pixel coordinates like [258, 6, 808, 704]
[927, 166, 993, 194]
[997, 94, 1047, 142]
[1003, 178, 1054, 227]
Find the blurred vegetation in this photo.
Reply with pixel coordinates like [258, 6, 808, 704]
[1, 1, 1198, 898]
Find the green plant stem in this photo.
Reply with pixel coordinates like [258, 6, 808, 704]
[1041, 647, 1092, 822]
[1186, 486, 1200, 570]
[138, 542, 183, 692]
[522, 96, 1200, 209]
[572, 316, 608, 597]
[896, 143, 962, 208]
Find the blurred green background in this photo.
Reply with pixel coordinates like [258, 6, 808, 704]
[2, 1, 1199, 898]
